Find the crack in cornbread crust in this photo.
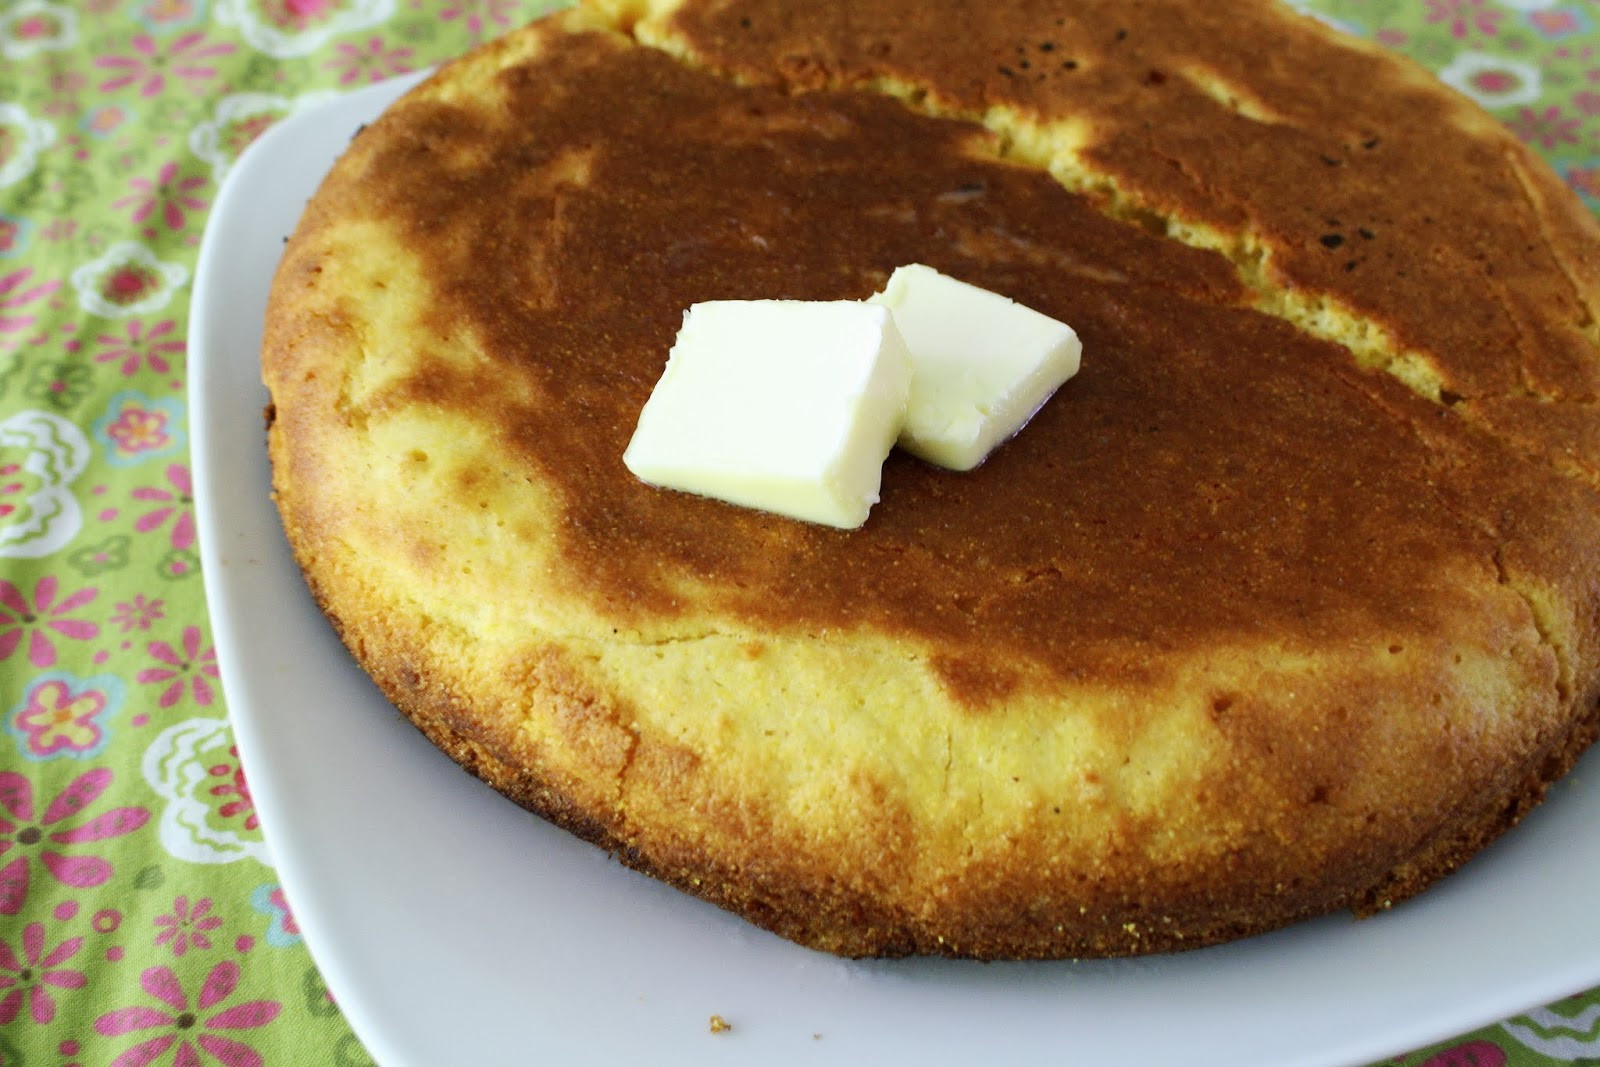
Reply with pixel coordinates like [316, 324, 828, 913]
[621, 0, 1600, 442]
[262, 3, 1600, 957]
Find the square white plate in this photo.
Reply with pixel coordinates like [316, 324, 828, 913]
[190, 72, 1600, 1067]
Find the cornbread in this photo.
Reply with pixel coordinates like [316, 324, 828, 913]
[262, 0, 1600, 958]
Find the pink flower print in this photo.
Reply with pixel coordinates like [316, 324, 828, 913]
[1471, 70, 1516, 95]
[95, 319, 185, 377]
[103, 260, 165, 309]
[1509, 105, 1583, 150]
[111, 594, 165, 633]
[0, 768, 151, 916]
[1531, 10, 1583, 38]
[217, 112, 276, 162]
[12, 12, 60, 43]
[107, 405, 174, 457]
[1569, 166, 1600, 203]
[96, 32, 235, 98]
[48, 69, 88, 95]
[1423, 0, 1502, 39]
[0, 473, 17, 527]
[0, 462, 24, 522]
[251, 883, 301, 946]
[208, 747, 257, 832]
[41, 70, 88, 119]
[133, 463, 195, 553]
[95, 961, 282, 1067]
[115, 163, 209, 233]
[0, 267, 62, 337]
[441, 0, 523, 42]
[137, 625, 218, 708]
[10, 675, 117, 759]
[1419, 1039, 1508, 1067]
[0, 922, 86, 1026]
[267, 888, 297, 937]
[153, 896, 223, 958]
[261, 0, 339, 32]
[140, 0, 203, 29]
[0, 216, 26, 257]
[82, 103, 134, 139]
[41, 218, 76, 244]
[0, 576, 101, 669]
[325, 37, 416, 86]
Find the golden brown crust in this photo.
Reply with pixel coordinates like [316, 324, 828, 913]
[261, 1, 1600, 958]
[652, 0, 1600, 407]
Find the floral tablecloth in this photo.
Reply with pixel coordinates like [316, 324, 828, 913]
[4, 0, 1600, 1064]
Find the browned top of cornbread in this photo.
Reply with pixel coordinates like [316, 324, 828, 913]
[657, 0, 1600, 404]
[261, 0, 1600, 957]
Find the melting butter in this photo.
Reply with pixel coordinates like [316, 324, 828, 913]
[871, 263, 1081, 471]
[623, 300, 912, 529]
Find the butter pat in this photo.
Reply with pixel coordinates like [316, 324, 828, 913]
[623, 300, 912, 529]
[870, 263, 1081, 471]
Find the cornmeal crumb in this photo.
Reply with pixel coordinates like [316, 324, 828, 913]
[709, 1014, 732, 1034]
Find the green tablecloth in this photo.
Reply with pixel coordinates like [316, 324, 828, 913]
[4, 1, 1600, 1063]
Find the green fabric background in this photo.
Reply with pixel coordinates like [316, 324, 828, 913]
[2, 1, 1599, 1063]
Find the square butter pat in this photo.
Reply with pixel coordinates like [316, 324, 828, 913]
[623, 300, 913, 529]
[870, 263, 1082, 471]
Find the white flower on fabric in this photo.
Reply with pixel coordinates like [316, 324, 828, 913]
[0, 103, 57, 190]
[0, 411, 90, 559]
[1501, 1003, 1600, 1058]
[0, 2, 77, 60]
[188, 89, 341, 183]
[1438, 51, 1544, 109]
[142, 717, 272, 866]
[213, 0, 394, 59]
[70, 242, 189, 318]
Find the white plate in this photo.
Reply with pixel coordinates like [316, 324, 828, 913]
[191, 73, 1600, 1067]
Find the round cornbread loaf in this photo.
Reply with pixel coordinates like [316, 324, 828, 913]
[262, 0, 1600, 958]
